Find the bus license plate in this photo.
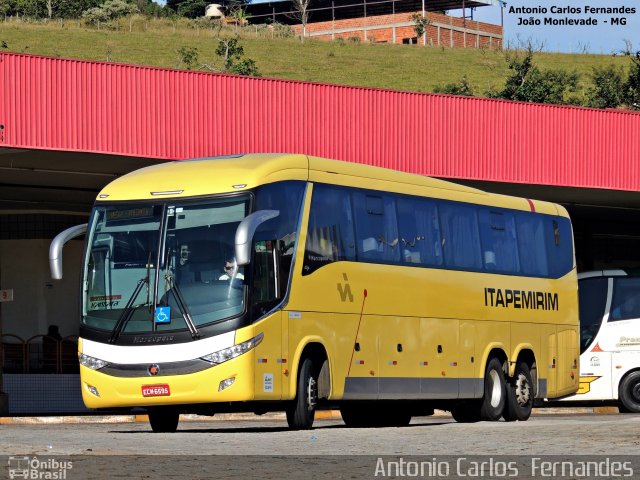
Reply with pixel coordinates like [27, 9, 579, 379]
[142, 384, 170, 397]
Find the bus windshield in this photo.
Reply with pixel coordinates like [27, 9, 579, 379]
[82, 196, 250, 334]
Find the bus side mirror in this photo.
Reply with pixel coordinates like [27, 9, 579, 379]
[235, 210, 279, 266]
[49, 224, 87, 280]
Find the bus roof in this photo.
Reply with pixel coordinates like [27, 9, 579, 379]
[97, 153, 562, 216]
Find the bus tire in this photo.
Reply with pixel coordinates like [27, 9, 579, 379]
[504, 361, 533, 422]
[618, 371, 640, 413]
[148, 407, 179, 433]
[480, 357, 506, 421]
[451, 401, 481, 423]
[286, 357, 318, 430]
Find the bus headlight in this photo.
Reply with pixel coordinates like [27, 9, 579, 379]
[79, 353, 109, 370]
[201, 333, 264, 365]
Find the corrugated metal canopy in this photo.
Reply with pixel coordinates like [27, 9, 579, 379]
[1, 52, 640, 214]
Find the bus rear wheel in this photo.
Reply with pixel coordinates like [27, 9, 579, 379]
[286, 357, 319, 430]
[479, 357, 506, 421]
[618, 371, 640, 413]
[148, 407, 180, 433]
[504, 361, 533, 422]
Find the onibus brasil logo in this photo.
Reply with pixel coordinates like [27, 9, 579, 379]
[7, 456, 72, 479]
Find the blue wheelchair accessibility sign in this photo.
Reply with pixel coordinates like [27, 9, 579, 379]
[155, 306, 171, 324]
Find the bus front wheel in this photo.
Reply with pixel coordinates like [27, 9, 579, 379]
[479, 357, 506, 421]
[148, 407, 180, 433]
[618, 371, 640, 413]
[504, 361, 533, 422]
[286, 357, 319, 430]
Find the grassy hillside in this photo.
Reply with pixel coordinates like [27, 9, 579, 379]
[0, 18, 631, 97]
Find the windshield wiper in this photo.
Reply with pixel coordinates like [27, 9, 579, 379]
[165, 272, 200, 340]
[109, 276, 148, 344]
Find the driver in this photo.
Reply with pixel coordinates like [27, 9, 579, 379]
[219, 259, 245, 281]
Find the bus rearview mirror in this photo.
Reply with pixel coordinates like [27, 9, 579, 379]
[235, 210, 280, 266]
[49, 223, 88, 280]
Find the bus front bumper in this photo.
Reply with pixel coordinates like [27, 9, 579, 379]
[79, 353, 255, 409]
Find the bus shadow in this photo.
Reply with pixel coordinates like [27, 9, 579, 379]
[110, 421, 452, 434]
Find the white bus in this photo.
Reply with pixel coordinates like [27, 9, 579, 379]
[568, 270, 640, 412]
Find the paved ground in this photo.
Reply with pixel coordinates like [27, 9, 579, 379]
[2, 412, 639, 479]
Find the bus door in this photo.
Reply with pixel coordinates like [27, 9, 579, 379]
[605, 276, 640, 398]
[576, 275, 611, 400]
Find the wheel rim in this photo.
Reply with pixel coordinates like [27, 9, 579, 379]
[306, 376, 318, 411]
[515, 372, 531, 407]
[631, 382, 640, 403]
[489, 370, 502, 408]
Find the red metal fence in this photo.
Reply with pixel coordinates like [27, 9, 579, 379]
[1, 52, 639, 191]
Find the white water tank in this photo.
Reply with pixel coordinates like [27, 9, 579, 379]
[205, 4, 224, 18]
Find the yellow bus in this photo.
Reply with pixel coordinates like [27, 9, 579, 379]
[50, 154, 579, 431]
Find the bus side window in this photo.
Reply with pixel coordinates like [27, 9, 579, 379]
[353, 192, 400, 263]
[396, 197, 443, 266]
[439, 203, 482, 270]
[610, 278, 640, 322]
[516, 213, 548, 277]
[478, 210, 520, 273]
[546, 216, 574, 278]
[303, 185, 356, 275]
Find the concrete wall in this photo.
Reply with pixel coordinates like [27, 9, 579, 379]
[0, 239, 83, 340]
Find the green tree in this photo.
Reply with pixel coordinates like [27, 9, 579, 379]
[177, 0, 206, 18]
[623, 50, 640, 110]
[215, 37, 260, 76]
[15, 0, 47, 18]
[175, 46, 199, 70]
[82, 0, 135, 27]
[490, 47, 580, 105]
[434, 76, 474, 96]
[55, 0, 100, 18]
[411, 13, 430, 40]
[227, 6, 250, 33]
[230, 58, 259, 76]
[0, 0, 14, 17]
[586, 65, 625, 109]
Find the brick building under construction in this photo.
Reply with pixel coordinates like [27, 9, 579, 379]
[245, 0, 503, 47]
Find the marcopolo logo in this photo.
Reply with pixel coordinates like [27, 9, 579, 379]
[7, 456, 72, 479]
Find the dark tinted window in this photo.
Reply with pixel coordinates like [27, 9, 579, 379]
[610, 277, 640, 322]
[252, 181, 305, 317]
[302, 183, 572, 280]
[546, 217, 574, 278]
[440, 203, 482, 270]
[479, 209, 520, 273]
[353, 192, 400, 263]
[578, 277, 608, 353]
[303, 185, 356, 275]
[397, 197, 443, 266]
[515, 213, 549, 277]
